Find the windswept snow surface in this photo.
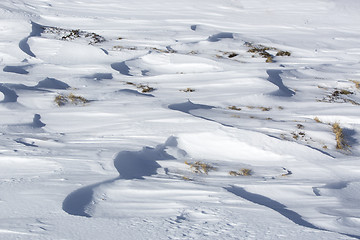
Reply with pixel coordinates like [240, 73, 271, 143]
[1, 0, 360, 239]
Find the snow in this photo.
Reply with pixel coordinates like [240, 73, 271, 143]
[0, 0, 360, 239]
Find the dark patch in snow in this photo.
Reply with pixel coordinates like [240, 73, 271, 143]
[266, 69, 295, 97]
[0, 84, 18, 103]
[169, 100, 214, 114]
[32, 114, 46, 128]
[111, 61, 132, 76]
[3, 65, 30, 75]
[84, 73, 113, 81]
[63, 178, 116, 218]
[169, 100, 233, 128]
[116, 89, 154, 97]
[141, 70, 150, 76]
[190, 25, 197, 31]
[208, 32, 234, 42]
[225, 186, 319, 229]
[100, 48, 109, 55]
[18, 21, 44, 58]
[35, 77, 70, 90]
[114, 138, 176, 179]
[312, 187, 321, 196]
[15, 139, 38, 147]
[225, 186, 360, 240]
[62, 136, 178, 217]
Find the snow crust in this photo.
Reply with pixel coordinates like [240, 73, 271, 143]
[0, 0, 360, 239]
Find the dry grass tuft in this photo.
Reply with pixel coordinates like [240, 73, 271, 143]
[228, 106, 242, 111]
[55, 93, 88, 106]
[182, 176, 191, 181]
[260, 107, 272, 111]
[297, 124, 304, 129]
[185, 161, 215, 174]
[68, 93, 88, 105]
[229, 168, 252, 176]
[276, 50, 291, 56]
[314, 117, 322, 123]
[350, 80, 360, 89]
[54, 95, 68, 106]
[181, 88, 195, 92]
[332, 122, 347, 149]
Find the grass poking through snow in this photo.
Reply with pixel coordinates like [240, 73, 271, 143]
[332, 122, 348, 149]
[185, 161, 216, 174]
[229, 168, 252, 176]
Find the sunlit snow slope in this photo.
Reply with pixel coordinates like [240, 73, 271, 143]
[0, 0, 360, 239]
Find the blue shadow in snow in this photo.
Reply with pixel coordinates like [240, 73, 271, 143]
[0, 84, 18, 103]
[35, 77, 70, 90]
[84, 73, 113, 81]
[111, 62, 132, 76]
[208, 32, 234, 42]
[62, 137, 178, 217]
[169, 100, 233, 128]
[168, 100, 214, 114]
[0, 78, 69, 104]
[3, 65, 30, 75]
[225, 186, 360, 239]
[267, 69, 295, 97]
[116, 89, 154, 97]
[18, 21, 44, 58]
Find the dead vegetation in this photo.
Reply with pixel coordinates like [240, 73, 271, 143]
[332, 122, 348, 149]
[43, 26, 105, 44]
[126, 82, 155, 93]
[245, 42, 291, 63]
[113, 46, 137, 51]
[318, 86, 359, 105]
[229, 168, 252, 176]
[246, 106, 272, 111]
[180, 88, 195, 92]
[185, 161, 216, 174]
[350, 80, 360, 89]
[137, 84, 154, 93]
[149, 47, 176, 54]
[314, 117, 322, 123]
[228, 106, 242, 111]
[55, 93, 88, 106]
[276, 50, 291, 56]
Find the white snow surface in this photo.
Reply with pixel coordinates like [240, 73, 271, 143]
[0, 0, 360, 239]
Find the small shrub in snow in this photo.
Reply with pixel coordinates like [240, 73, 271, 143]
[182, 176, 191, 181]
[54, 94, 68, 106]
[229, 168, 252, 176]
[332, 122, 348, 149]
[125, 82, 155, 93]
[68, 93, 88, 105]
[246, 106, 271, 111]
[350, 80, 360, 89]
[314, 117, 322, 123]
[54, 93, 88, 106]
[318, 88, 359, 105]
[228, 106, 241, 111]
[181, 88, 195, 92]
[297, 124, 304, 129]
[260, 107, 271, 111]
[43, 26, 105, 45]
[185, 161, 215, 174]
[276, 50, 291, 56]
[137, 84, 154, 93]
[228, 52, 238, 58]
[245, 43, 291, 63]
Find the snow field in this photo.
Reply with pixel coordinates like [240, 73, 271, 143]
[0, 0, 360, 239]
